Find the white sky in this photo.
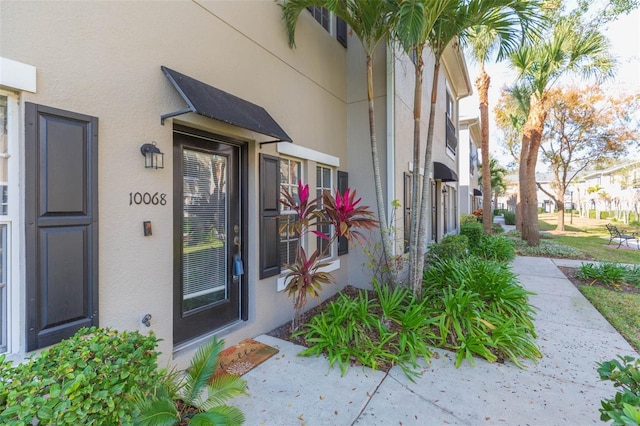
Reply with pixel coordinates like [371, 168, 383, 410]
[460, 7, 640, 168]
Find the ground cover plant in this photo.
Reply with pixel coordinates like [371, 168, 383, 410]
[0, 327, 160, 425]
[597, 356, 640, 425]
[133, 336, 247, 426]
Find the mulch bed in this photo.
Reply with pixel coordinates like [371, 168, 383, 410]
[558, 266, 640, 294]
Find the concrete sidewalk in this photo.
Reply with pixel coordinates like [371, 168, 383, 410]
[231, 256, 638, 425]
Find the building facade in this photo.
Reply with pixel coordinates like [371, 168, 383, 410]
[1, 2, 471, 365]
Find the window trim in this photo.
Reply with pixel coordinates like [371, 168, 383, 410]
[279, 157, 304, 270]
[0, 91, 20, 356]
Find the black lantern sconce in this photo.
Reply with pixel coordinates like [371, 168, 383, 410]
[442, 186, 448, 194]
[140, 142, 164, 169]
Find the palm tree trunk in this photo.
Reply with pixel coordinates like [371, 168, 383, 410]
[416, 59, 441, 297]
[409, 54, 424, 294]
[476, 65, 492, 234]
[520, 95, 547, 246]
[366, 55, 393, 280]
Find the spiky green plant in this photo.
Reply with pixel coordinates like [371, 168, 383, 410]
[134, 336, 247, 426]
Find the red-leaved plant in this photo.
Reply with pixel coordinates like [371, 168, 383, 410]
[280, 181, 378, 330]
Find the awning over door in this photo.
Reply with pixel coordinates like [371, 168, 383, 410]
[434, 161, 458, 182]
[161, 66, 292, 144]
[473, 188, 482, 196]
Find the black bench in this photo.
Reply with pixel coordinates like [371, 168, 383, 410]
[606, 223, 639, 249]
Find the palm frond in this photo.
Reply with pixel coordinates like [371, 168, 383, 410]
[132, 397, 180, 426]
[181, 337, 224, 406]
[200, 374, 249, 410]
[189, 406, 246, 426]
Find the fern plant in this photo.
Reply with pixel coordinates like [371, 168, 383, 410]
[134, 336, 248, 425]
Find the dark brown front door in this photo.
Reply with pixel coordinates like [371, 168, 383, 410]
[173, 128, 245, 345]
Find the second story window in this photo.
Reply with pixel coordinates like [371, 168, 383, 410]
[445, 91, 457, 154]
[306, 7, 348, 48]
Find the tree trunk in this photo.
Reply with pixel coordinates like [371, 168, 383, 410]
[365, 55, 393, 281]
[557, 196, 565, 232]
[408, 54, 424, 294]
[519, 95, 547, 246]
[416, 60, 441, 297]
[476, 66, 492, 234]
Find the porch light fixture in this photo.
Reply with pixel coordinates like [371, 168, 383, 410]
[442, 187, 448, 194]
[140, 142, 164, 169]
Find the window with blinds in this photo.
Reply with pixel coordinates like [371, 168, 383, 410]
[316, 165, 333, 258]
[280, 158, 302, 268]
[182, 148, 228, 312]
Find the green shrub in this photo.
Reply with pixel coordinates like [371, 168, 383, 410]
[503, 211, 516, 225]
[460, 214, 478, 225]
[597, 356, 640, 425]
[295, 282, 436, 379]
[423, 257, 540, 367]
[473, 235, 515, 262]
[577, 262, 627, 285]
[0, 327, 160, 425]
[492, 223, 505, 234]
[600, 211, 611, 220]
[493, 209, 506, 216]
[589, 209, 597, 219]
[426, 234, 469, 263]
[460, 222, 484, 247]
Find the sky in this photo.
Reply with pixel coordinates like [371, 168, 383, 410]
[460, 7, 640, 168]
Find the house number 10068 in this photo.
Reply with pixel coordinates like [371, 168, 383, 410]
[129, 192, 167, 206]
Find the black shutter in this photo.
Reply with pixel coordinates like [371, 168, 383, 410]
[25, 103, 99, 351]
[336, 17, 348, 48]
[337, 171, 349, 255]
[404, 173, 412, 253]
[260, 154, 281, 278]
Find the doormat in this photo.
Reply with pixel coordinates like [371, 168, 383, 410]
[216, 338, 279, 376]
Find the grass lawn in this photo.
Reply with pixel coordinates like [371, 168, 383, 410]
[537, 213, 640, 265]
[579, 286, 640, 353]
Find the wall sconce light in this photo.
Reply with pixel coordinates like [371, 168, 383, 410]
[442, 187, 448, 194]
[140, 142, 164, 169]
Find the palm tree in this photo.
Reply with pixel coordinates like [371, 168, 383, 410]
[467, 26, 501, 234]
[510, 17, 614, 245]
[478, 158, 507, 209]
[393, 0, 541, 294]
[281, 0, 396, 279]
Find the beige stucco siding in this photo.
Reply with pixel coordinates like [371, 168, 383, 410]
[1, 0, 349, 366]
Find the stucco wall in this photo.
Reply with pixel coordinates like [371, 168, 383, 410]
[1, 0, 350, 367]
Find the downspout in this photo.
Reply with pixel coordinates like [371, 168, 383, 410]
[386, 44, 396, 254]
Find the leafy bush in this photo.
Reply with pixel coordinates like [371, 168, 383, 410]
[492, 223, 504, 234]
[460, 222, 484, 247]
[577, 262, 627, 285]
[295, 282, 437, 379]
[0, 327, 160, 425]
[460, 214, 478, 225]
[472, 235, 515, 262]
[597, 356, 640, 425]
[426, 234, 469, 263]
[134, 336, 247, 425]
[503, 211, 516, 225]
[423, 257, 540, 367]
[493, 209, 507, 216]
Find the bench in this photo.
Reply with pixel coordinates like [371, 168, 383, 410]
[606, 223, 639, 249]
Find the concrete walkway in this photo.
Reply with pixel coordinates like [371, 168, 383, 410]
[231, 256, 638, 425]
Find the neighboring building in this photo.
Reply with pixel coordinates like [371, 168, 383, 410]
[0, 2, 471, 365]
[458, 117, 482, 215]
[576, 161, 640, 221]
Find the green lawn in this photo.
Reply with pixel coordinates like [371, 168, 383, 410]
[579, 286, 640, 353]
[537, 213, 640, 265]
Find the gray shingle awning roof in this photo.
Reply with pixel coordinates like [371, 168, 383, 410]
[161, 66, 292, 144]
